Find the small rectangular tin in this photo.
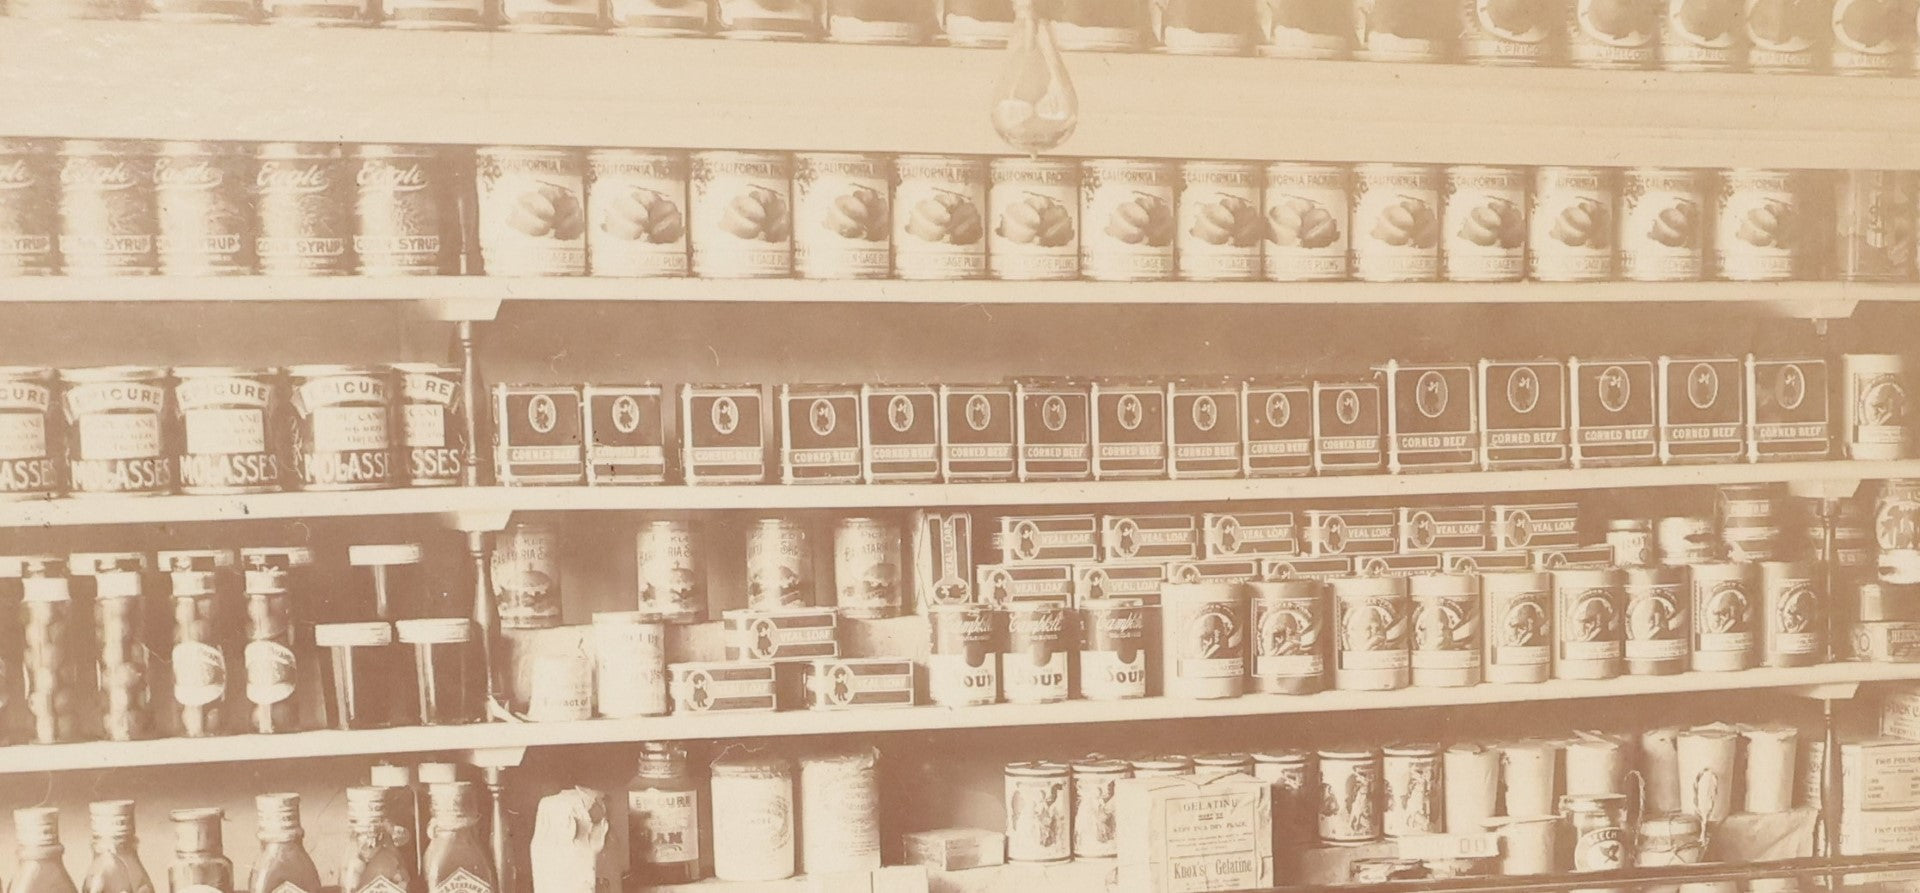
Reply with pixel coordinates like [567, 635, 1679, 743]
[1353, 553, 1446, 577]
[780, 383, 863, 484]
[1479, 359, 1570, 469]
[583, 384, 667, 485]
[1090, 379, 1167, 480]
[1491, 502, 1581, 550]
[1745, 356, 1831, 462]
[1261, 555, 1354, 580]
[1531, 545, 1615, 570]
[1168, 379, 1242, 479]
[1072, 562, 1167, 605]
[1016, 378, 1092, 481]
[913, 511, 976, 607]
[1243, 380, 1313, 477]
[978, 563, 1075, 606]
[1396, 506, 1489, 552]
[492, 384, 586, 485]
[1442, 551, 1537, 573]
[720, 608, 840, 661]
[994, 514, 1101, 564]
[668, 661, 778, 713]
[940, 384, 1017, 481]
[1100, 513, 1200, 562]
[1311, 380, 1386, 474]
[679, 383, 768, 484]
[803, 657, 916, 710]
[1569, 357, 1659, 468]
[1201, 511, 1298, 558]
[1377, 360, 1479, 473]
[1658, 356, 1748, 464]
[1166, 557, 1262, 584]
[1303, 509, 1398, 556]
[863, 384, 942, 483]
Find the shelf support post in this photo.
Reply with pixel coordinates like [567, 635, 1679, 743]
[468, 529, 507, 713]
[1818, 494, 1842, 888]
[482, 764, 515, 893]
[456, 319, 483, 488]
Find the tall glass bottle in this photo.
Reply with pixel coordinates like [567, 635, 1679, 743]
[422, 783, 495, 893]
[167, 809, 231, 893]
[10, 807, 78, 893]
[81, 801, 153, 893]
[165, 553, 228, 739]
[240, 552, 301, 735]
[627, 743, 702, 885]
[246, 795, 319, 893]
[339, 786, 413, 893]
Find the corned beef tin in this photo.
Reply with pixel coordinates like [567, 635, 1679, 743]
[780, 384, 863, 484]
[680, 383, 767, 484]
[861, 384, 940, 483]
[152, 142, 254, 276]
[928, 603, 1001, 707]
[939, 384, 1016, 481]
[1569, 357, 1658, 467]
[1658, 356, 1748, 463]
[172, 367, 280, 495]
[58, 141, 158, 276]
[988, 157, 1079, 281]
[793, 152, 891, 280]
[1169, 378, 1242, 479]
[0, 368, 59, 498]
[61, 366, 172, 496]
[1263, 162, 1349, 282]
[1312, 380, 1386, 474]
[0, 140, 57, 276]
[392, 363, 466, 486]
[1015, 379, 1092, 482]
[1377, 361, 1479, 473]
[287, 365, 393, 491]
[354, 145, 457, 276]
[1244, 380, 1313, 477]
[477, 146, 588, 276]
[1003, 601, 1070, 704]
[1746, 356, 1830, 462]
[1090, 379, 1167, 481]
[894, 154, 987, 280]
[254, 142, 352, 276]
[492, 384, 585, 485]
[1078, 597, 1149, 700]
[583, 384, 667, 485]
[1478, 359, 1570, 469]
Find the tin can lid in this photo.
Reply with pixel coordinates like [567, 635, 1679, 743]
[1317, 745, 1381, 760]
[355, 143, 441, 159]
[0, 366, 54, 380]
[159, 549, 235, 572]
[314, 622, 395, 648]
[1252, 749, 1308, 764]
[1004, 760, 1069, 777]
[396, 618, 472, 644]
[286, 364, 378, 378]
[367, 764, 413, 787]
[416, 762, 460, 784]
[585, 146, 686, 164]
[1070, 757, 1132, 775]
[169, 808, 223, 853]
[60, 365, 167, 383]
[1558, 792, 1627, 811]
[712, 746, 794, 778]
[155, 140, 251, 156]
[636, 742, 688, 779]
[349, 543, 424, 566]
[1193, 753, 1252, 767]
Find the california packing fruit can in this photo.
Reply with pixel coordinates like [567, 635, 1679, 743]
[1744, 0, 1822, 72]
[1079, 598, 1149, 700]
[793, 153, 891, 280]
[1256, 0, 1351, 57]
[1690, 560, 1757, 671]
[1714, 169, 1800, 281]
[58, 141, 158, 276]
[609, 0, 708, 33]
[1318, 747, 1383, 844]
[1531, 166, 1614, 281]
[285, 365, 393, 491]
[1159, 582, 1248, 699]
[833, 517, 902, 619]
[354, 145, 455, 276]
[152, 142, 254, 275]
[172, 367, 280, 495]
[893, 154, 987, 280]
[1841, 353, 1909, 460]
[392, 363, 465, 486]
[1003, 601, 1069, 704]
[1382, 743, 1442, 838]
[0, 140, 57, 276]
[1330, 575, 1410, 691]
[1263, 162, 1348, 281]
[1658, 0, 1744, 70]
[691, 150, 791, 278]
[501, 0, 604, 32]
[1554, 566, 1624, 679]
[1565, 0, 1657, 68]
[1442, 165, 1527, 282]
[477, 146, 588, 276]
[988, 157, 1079, 281]
[637, 520, 706, 623]
[0, 368, 59, 498]
[1004, 762, 1070, 863]
[1836, 170, 1917, 282]
[826, 0, 935, 43]
[1619, 167, 1706, 281]
[254, 142, 352, 276]
[1351, 163, 1440, 282]
[1051, 0, 1148, 50]
[1830, 0, 1907, 75]
[585, 148, 688, 277]
[928, 603, 1000, 706]
[1351, 0, 1453, 61]
[1458, 0, 1556, 65]
[61, 366, 171, 496]
[494, 521, 562, 629]
[717, 0, 821, 39]
[746, 517, 814, 610]
[1482, 570, 1551, 683]
[1251, 579, 1327, 695]
[1625, 565, 1687, 675]
[1760, 560, 1822, 667]
[1080, 158, 1176, 282]
[1070, 757, 1131, 859]
[1410, 573, 1482, 688]
[1178, 160, 1262, 281]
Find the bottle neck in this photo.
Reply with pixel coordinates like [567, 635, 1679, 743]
[92, 834, 137, 855]
[19, 844, 64, 862]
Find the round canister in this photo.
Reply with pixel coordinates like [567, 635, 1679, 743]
[1530, 166, 1615, 281]
[591, 611, 667, 718]
[1743, 0, 1820, 72]
[0, 139, 58, 276]
[1263, 162, 1349, 281]
[492, 521, 563, 630]
[1351, 0, 1452, 61]
[1565, 0, 1657, 68]
[476, 146, 586, 276]
[1553, 567, 1625, 679]
[1254, 749, 1317, 845]
[57, 140, 158, 276]
[928, 603, 1001, 707]
[745, 518, 814, 610]
[1080, 158, 1176, 282]
[1607, 519, 1654, 567]
[526, 647, 594, 722]
[988, 157, 1079, 281]
[1657, 516, 1720, 565]
[1760, 560, 1823, 667]
[1317, 747, 1384, 845]
[1658, 0, 1743, 70]
[254, 142, 352, 276]
[1070, 757, 1131, 859]
[1836, 170, 1917, 282]
[1481, 570, 1553, 683]
[1690, 561, 1758, 671]
[1004, 761, 1071, 863]
[892, 154, 987, 280]
[1842, 354, 1910, 460]
[1458, 0, 1556, 65]
[1195, 753, 1253, 776]
[1637, 812, 1705, 870]
[1159, 582, 1249, 699]
[152, 141, 254, 276]
[1715, 169, 1801, 282]
[1131, 755, 1194, 777]
[1329, 575, 1410, 691]
[832, 517, 902, 620]
[1441, 742, 1499, 833]
[1879, 479, 1920, 555]
[584, 148, 689, 278]
[353, 145, 455, 277]
[1442, 165, 1527, 282]
[792, 153, 891, 280]
[1178, 160, 1262, 281]
[61, 366, 172, 496]
[390, 363, 466, 487]
[636, 520, 705, 623]
[1381, 743, 1443, 838]
[799, 748, 880, 875]
[0, 367, 60, 498]
[1250, 579, 1328, 695]
[1410, 573, 1483, 688]
[1830, 0, 1907, 75]
[1003, 602, 1070, 704]
[1152, 0, 1256, 54]
[710, 750, 796, 882]
[824, 0, 934, 44]
[1618, 167, 1706, 281]
[690, 150, 792, 279]
[1625, 565, 1689, 675]
[1719, 483, 1785, 562]
[1078, 598, 1149, 701]
[1350, 163, 1441, 282]
[172, 366, 280, 495]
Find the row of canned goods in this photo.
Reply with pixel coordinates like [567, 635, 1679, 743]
[0, 363, 466, 498]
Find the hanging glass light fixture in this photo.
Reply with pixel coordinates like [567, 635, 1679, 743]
[990, 0, 1079, 156]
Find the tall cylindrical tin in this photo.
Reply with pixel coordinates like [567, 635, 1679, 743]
[1690, 561, 1758, 672]
[1262, 162, 1349, 282]
[1382, 743, 1443, 838]
[390, 363, 466, 487]
[792, 152, 892, 280]
[927, 603, 1001, 707]
[1070, 757, 1131, 859]
[1317, 747, 1383, 845]
[1178, 160, 1262, 282]
[0, 367, 59, 499]
[1078, 598, 1149, 701]
[832, 517, 903, 620]
[1760, 560, 1823, 667]
[892, 154, 987, 280]
[57, 140, 158, 276]
[710, 750, 796, 882]
[61, 366, 172, 496]
[799, 748, 881, 875]
[1330, 575, 1410, 691]
[171, 366, 280, 496]
[152, 141, 255, 276]
[1836, 170, 1917, 282]
[1553, 567, 1625, 680]
[1618, 167, 1705, 282]
[1482, 570, 1552, 683]
[636, 520, 705, 624]
[1442, 165, 1528, 283]
[1350, 163, 1441, 283]
[1841, 354, 1910, 461]
[1159, 582, 1249, 699]
[477, 147, 590, 275]
[690, 150, 792, 279]
[1080, 158, 1177, 282]
[254, 142, 352, 276]
[1250, 579, 1327, 695]
[1003, 602, 1069, 704]
[1624, 565, 1688, 676]
[1254, 749, 1316, 847]
[283, 364, 394, 492]
[591, 612, 667, 718]
[353, 145, 456, 276]
[746, 518, 814, 611]
[1004, 761, 1071, 863]
[1410, 572, 1483, 688]
[493, 521, 562, 630]
[1714, 169, 1802, 282]
[584, 148, 689, 278]
[1530, 166, 1616, 282]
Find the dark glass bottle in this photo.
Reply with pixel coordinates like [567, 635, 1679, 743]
[627, 743, 703, 885]
[10, 807, 79, 893]
[247, 794, 319, 893]
[82, 801, 154, 893]
[166, 809, 231, 893]
[339, 786, 414, 893]
[422, 783, 495, 893]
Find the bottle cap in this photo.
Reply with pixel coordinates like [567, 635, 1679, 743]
[417, 763, 460, 785]
[255, 794, 301, 841]
[636, 743, 687, 780]
[88, 801, 135, 840]
[344, 786, 389, 828]
[368, 764, 414, 788]
[427, 782, 480, 825]
[169, 808, 223, 854]
[13, 807, 60, 849]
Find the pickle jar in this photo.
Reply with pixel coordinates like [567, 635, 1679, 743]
[72, 551, 153, 742]
[395, 618, 479, 726]
[13, 556, 80, 744]
[240, 548, 312, 734]
[162, 550, 235, 739]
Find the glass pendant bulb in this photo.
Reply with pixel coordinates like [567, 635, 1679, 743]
[991, 0, 1079, 156]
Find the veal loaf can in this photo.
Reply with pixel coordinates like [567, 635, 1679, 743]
[286, 365, 393, 491]
[1331, 574, 1411, 691]
[1263, 162, 1349, 281]
[172, 367, 280, 495]
[61, 366, 172, 495]
[1003, 602, 1069, 704]
[1251, 579, 1327, 695]
[1159, 582, 1248, 699]
[477, 146, 588, 276]
[585, 148, 687, 278]
[1178, 160, 1262, 281]
[152, 142, 254, 276]
[1078, 598, 1149, 701]
[793, 152, 891, 280]
[1554, 566, 1625, 679]
[988, 157, 1079, 281]
[928, 603, 1000, 707]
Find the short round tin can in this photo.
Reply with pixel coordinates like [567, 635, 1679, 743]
[0, 140, 58, 276]
[254, 142, 352, 275]
[1565, 0, 1657, 68]
[928, 603, 1001, 706]
[690, 151, 792, 278]
[0, 368, 60, 498]
[1836, 170, 1917, 282]
[1178, 160, 1262, 281]
[1003, 602, 1070, 704]
[501, 0, 604, 32]
[636, 520, 706, 623]
[893, 154, 987, 280]
[1051, 0, 1148, 50]
[746, 518, 813, 610]
[1830, 0, 1907, 75]
[1317, 747, 1384, 844]
[832, 517, 902, 619]
[1481, 570, 1552, 683]
[798, 748, 881, 875]
[825, 0, 934, 43]
[391, 363, 465, 486]
[383, 0, 486, 28]
[1382, 743, 1443, 838]
[1719, 482, 1784, 562]
[1842, 353, 1910, 460]
[1607, 518, 1654, 567]
[1078, 598, 1149, 700]
[1760, 560, 1822, 667]
[152, 142, 254, 275]
[1256, 0, 1351, 57]
[1070, 757, 1131, 859]
[477, 146, 588, 276]
[1004, 761, 1071, 863]
[1743, 0, 1821, 72]
[988, 157, 1080, 281]
[1625, 565, 1688, 675]
[493, 521, 563, 630]
[284, 364, 394, 491]
[58, 140, 158, 276]
[1619, 167, 1706, 281]
[1263, 162, 1349, 281]
[1351, 163, 1440, 283]
[354, 145, 455, 276]
[793, 153, 891, 280]
[61, 366, 172, 496]
[1658, 0, 1743, 70]
[942, 0, 1014, 46]
[1081, 159, 1176, 282]
[1255, 749, 1317, 844]
[709, 750, 796, 882]
[1251, 579, 1327, 695]
[1131, 755, 1194, 777]
[172, 367, 280, 495]
[586, 149, 688, 278]
[1530, 166, 1615, 281]
[1330, 575, 1410, 691]
[1657, 515, 1720, 564]
[609, 0, 708, 33]
[592, 611, 668, 717]
[1442, 165, 1527, 282]
[717, 0, 821, 39]
[1351, 0, 1454, 61]
[1458, 0, 1556, 65]
[1553, 567, 1624, 679]
[1160, 582, 1249, 699]
[527, 645, 594, 722]
[1690, 561, 1757, 671]
[1715, 169, 1801, 281]
[1410, 573, 1482, 688]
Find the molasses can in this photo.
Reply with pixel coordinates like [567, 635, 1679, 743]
[61, 366, 171, 495]
[172, 367, 280, 495]
[285, 365, 394, 491]
[391, 363, 466, 487]
[0, 368, 59, 498]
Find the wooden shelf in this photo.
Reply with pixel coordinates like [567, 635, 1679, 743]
[1, 21, 1918, 168]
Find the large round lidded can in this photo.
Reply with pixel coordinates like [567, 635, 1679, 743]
[61, 366, 172, 496]
[832, 516, 902, 619]
[1132, 755, 1194, 777]
[1251, 579, 1327, 695]
[1263, 161, 1349, 281]
[0, 367, 60, 498]
[353, 145, 455, 276]
[585, 148, 688, 278]
[58, 140, 158, 276]
[1624, 565, 1688, 675]
[609, 0, 708, 33]
[709, 749, 796, 882]
[893, 154, 987, 280]
[1553, 567, 1625, 680]
[746, 517, 814, 610]
[1177, 160, 1262, 281]
[1004, 761, 1071, 863]
[988, 157, 1080, 281]
[1830, 0, 1908, 75]
[1619, 167, 1706, 282]
[284, 364, 394, 491]
[1317, 746, 1384, 845]
[0, 139, 58, 276]
[1482, 570, 1552, 683]
[591, 611, 668, 718]
[1350, 0, 1454, 61]
[690, 150, 792, 279]
[1714, 169, 1802, 282]
[152, 142, 254, 276]
[1078, 598, 1149, 700]
[1003, 601, 1070, 704]
[1530, 166, 1615, 281]
[1080, 158, 1177, 282]
[1458, 0, 1557, 65]
[1070, 757, 1131, 860]
[1760, 560, 1822, 667]
[1442, 165, 1527, 283]
[254, 142, 353, 276]
[928, 603, 1001, 706]
[1350, 163, 1441, 283]
[1255, 749, 1318, 845]
[172, 366, 281, 495]
[792, 153, 891, 280]
[1743, 0, 1822, 72]
[1409, 573, 1482, 688]
[1657, 0, 1744, 71]
[1330, 574, 1410, 691]
[495, 521, 563, 630]
[500, 0, 604, 32]
[1836, 170, 1917, 282]
[383, 0, 486, 28]
[716, 0, 822, 39]
[636, 520, 706, 624]
[1690, 560, 1758, 671]
[1842, 354, 1910, 460]
[1565, 0, 1657, 68]
[390, 363, 466, 487]
[1382, 743, 1443, 838]
[1159, 582, 1249, 699]
[477, 146, 588, 276]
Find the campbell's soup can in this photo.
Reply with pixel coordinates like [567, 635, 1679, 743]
[392, 363, 465, 486]
[61, 366, 172, 496]
[1003, 602, 1069, 704]
[1715, 169, 1802, 281]
[0, 368, 59, 498]
[1565, 0, 1657, 67]
[1351, 0, 1453, 61]
[988, 157, 1079, 281]
[146, 0, 255, 23]
[717, 0, 821, 38]
[172, 367, 281, 495]
[1264, 162, 1349, 281]
[832, 517, 903, 619]
[354, 145, 455, 276]
[1080, 159, 1176, 282]
[586, 148, 688, 278]
[1351, 163, 1440, 282]
[285, 365, 394, 491]
[1624, 565, 1687, 675]
[1530, 166, 1615, 281]
[1004, 762, 1071, 863]
[1442, 165, 1527, 282]
[477, 146, 587, 276]
[1836, 170, 1917, 282]
[1070, 758, 1131, 859]
[1619, 167, 1706, 281]
[1744, 0, 1825, 72]
[494, 521, 563, 630]
[893, 154, 986, 279]
[690, 150, 792, 279]
[793, 153, 891, 280]
[746, 517, 814, 610]
[928, 603, 1001, 707]
[610, 0, 707, 32]
[58, 141, 158, 276]
[1178, 160, 1262, 281]
[1831, 0, 1908, 74]
[1078, 598, 1149, 700]
[1842, 354, 1910, 460]
[1658, 0, 1744, 70]
[1330, 575, 1410, 691]
[384, 0, 486, 28]
[0, 140, 57, 276]
[152, 142, 254, 276]
[1691, 561, 1757, 671]
[263, 0, 370, 26]
[1317, 747, 1384, 844]
[1251, 579, 1327, 695]
[501, 0, 604, 32]
[1255, 0, 1351, 57]
[1482, 570, 1553, 684]
[255, 143, 352, 275]
[637, 520, 706, 623]
[1458, 0, 1556, 64]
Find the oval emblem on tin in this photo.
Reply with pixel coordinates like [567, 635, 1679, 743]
[1508, 367, 1541, 414]
[1598, 366, 1631, 413]
[809, 398, 837, 437]
[1323, 516, 1349, 553]
[888, 395, 915, 432]
[1013, 520, 1043, 561]
[1265, 392, 1291, 428]
[1507, 510, 1534, 547]
[1118, 394, 1143, 431]
[748, 617, 780, 659]
[1687, 363, 1719, 410]
[1775, 364, 1806, 411]
[1410, 510, 1437, 551]
[1216, 517, 1242, 555]
[1336, 389, 1361, 426]
[686, 669, 712, 710]
[612, 396, 641, 434]
[826, 664, 857, 705]
[711, 396, 739, 435]
[529, 394, 558, 434]
[965, 394, 993, 431]
[1084, 567, 1110, 600]
[1114, 518, 1141, 559]
[1192, 396, 1219, 432]
[1865, 379, 1907, 426]
[1042, 395, 1068, 432]
[1258, 601, 1319, 657]
[984, 567, 1013, 605]
[1416, 371, 1449, 419]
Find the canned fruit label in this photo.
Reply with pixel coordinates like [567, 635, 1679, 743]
[690, 153, 790, 277]
[680, 385, 766, 483]
[0, 377, 56, 496]
[1659, 0, 1743, 69]
[1071, 770, 1124, 857]
[176, 374, 279, 493]
[479, 149, 587, 276]
[834, 520, 903, 619]
[895, 156, 986, 279]
[1081, 160, 1175, 281]
[1831, 0, 1905, 73]
[1353, 0, 1454, 59]
[1352, 165, 1439, 282]
[1716, 171, 1799, 281]
[1459, 0, 1556, 63]
[611, 0, 708, 31]
[0, 146, 56, 275]
[1567, 0, 1658, 67]
[59, 151, 157, 275]
[1619, 168, 1705, 281]
[827, 1, 934, 43]
[1443, 167, 1527, 282]
[746, 521, 814, 610]
[1257, 0, 1352, 56]
[1179, 163, 1262, 281]
[795, 154, 890, 279]
[1837, 171, 1917, 282]
[1264, 164, 1348, 281]
[255, 151, 352, 275]
[494, 524, 563, 629]
[1745, 0, 1821, 70]
[989, 160, 1079, 281]
[355, 150, 451, 276]
[153, 151, 253, 275]
[1531, 168, 1614, 281]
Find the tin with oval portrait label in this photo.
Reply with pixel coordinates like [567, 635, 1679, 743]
[1554, 567, 1625, 680]
[1624, 565, 1687, 675]
[1160, 582, 1248, 699]
[1482, 570, 1552, 683]
[1761, 560, 1823, 667]
[583, 384, 665, 485]
[1330, 575, 1409, 691]
[681, 383, 767, 484]
[1091, 379, 1167, 481]
[1251, 579, 1326, 695]
[1410, 573, 1482, 688]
